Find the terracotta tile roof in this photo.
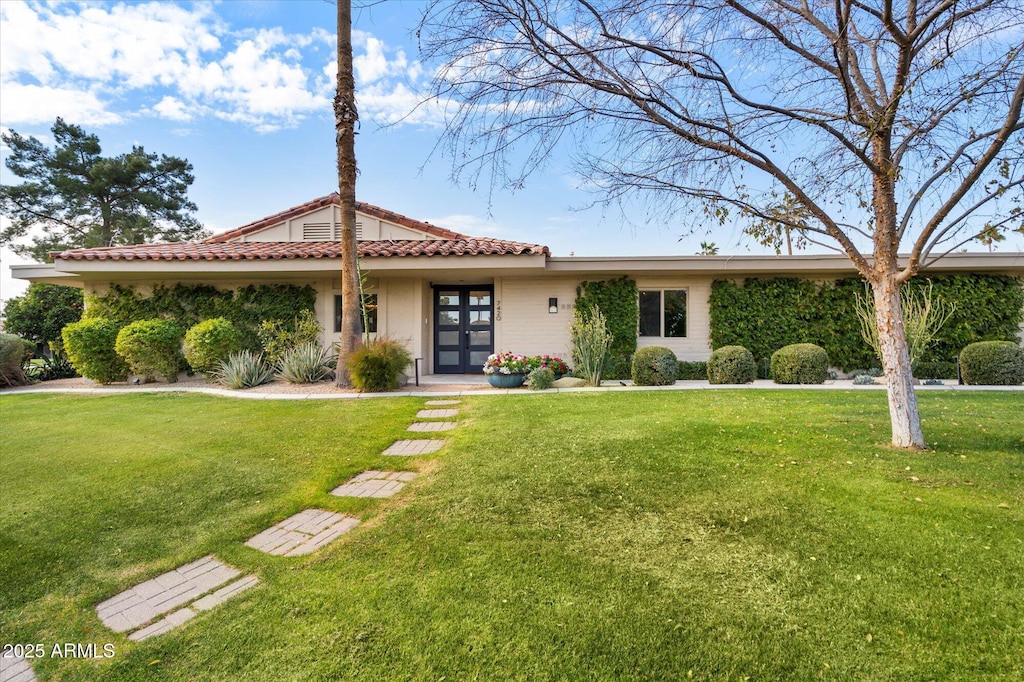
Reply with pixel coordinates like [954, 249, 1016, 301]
[52, 239, 549, 261]
[205, 193, 468, 243]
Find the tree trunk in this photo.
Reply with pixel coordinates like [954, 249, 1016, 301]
[335, 0, 361, 387]
[873, 277, 925, 449]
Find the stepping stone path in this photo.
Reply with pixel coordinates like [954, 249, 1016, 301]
[95, 556, 257, 642]
[245, 509, 359, 556]
[1, 655, 36, 682]
[408, 421, 457, 432]
[331, 470, 418, 498]
[67, 396, 464, 659]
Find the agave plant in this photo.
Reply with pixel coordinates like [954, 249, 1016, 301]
[215, 350, 275, 389]
[276, 342, 334, 384]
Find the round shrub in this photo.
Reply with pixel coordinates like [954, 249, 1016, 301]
[707, 345, 756, 384]
[771, 343, 829, 384]
[0, 333, 32, 387]
[528, 366, 556, 390]
[959, 341, 1024, 386]
[115, 319, 184, 383]
[631, 346, 678, 386]
[345, 338, 413, 392]
[183, 318, 243, 375]
[62, 318, 128, 384]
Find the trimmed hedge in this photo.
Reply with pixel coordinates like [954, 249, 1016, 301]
[707, 345, 756, 384]
[631, 346, 678, 386]
[959, 341, 1024, 386]
[771, 343, 829, 384]
[183, 318, 244, 376]
[62, 318, 129, 384]
[115, 319, 185, 383]
[677, 361, 707, 381]
[913, 360, 957, 380]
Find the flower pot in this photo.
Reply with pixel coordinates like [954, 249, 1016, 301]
[487, 373, 526, 388]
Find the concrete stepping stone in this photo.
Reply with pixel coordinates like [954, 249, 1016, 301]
[245, 509, 359, 556]
[96, 556, 256, 641]
[425, 399, 461, 406]
[0, 654, 36, 682]
[331, 470, 418, 498]
[382, 439, 445, 456]
[416, 409, 458, 419]
[408, 421, 457, 432]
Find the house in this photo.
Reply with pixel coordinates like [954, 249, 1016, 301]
[12, 193, 1024, 374]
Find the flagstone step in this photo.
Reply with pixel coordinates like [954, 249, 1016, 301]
[331, 470, 418, 498]
[382, 439, 446, 456]
[0, 654, 37, 682]
[424, 399, 461, 406]
[416, 409, 458, 419]
[245, 509, 359, 556]
[407, 421, 457, 432]
[95, 556, 256, 641]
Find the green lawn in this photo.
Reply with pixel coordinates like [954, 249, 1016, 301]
[1, 390, 1021, 680]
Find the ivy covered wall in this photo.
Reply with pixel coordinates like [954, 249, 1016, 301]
[710, 274, 1024, 371]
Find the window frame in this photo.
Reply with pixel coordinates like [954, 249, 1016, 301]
[334, 293, 378, 334]
[638, 288, 688, 339]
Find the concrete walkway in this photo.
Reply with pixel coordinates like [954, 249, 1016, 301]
[3, 375, 1021, 400]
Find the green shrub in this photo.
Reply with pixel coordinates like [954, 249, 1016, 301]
[183, 318, 243, 376]
[603, 353, 634, 381]
[25, 350, 78, 382]
[115, 319, 184, 383]
[215, 350, 275, 389]
[1, 282, 83, 348]
[677, 360, 707, 380]
[277, 342, 334, 384]
[346, 338, 413, 392]
[631, 346, 678, 386]
[571, 306, 614, 386]
[0, 333, 32, 387]
[959, 341, 1024, 386]
[528, 366, 556, 390]
[257, 309, 322, 366]
[771, 343, 829, 384]
[913, 360, 957, 380]
[853, 374, 876, 385]
[707, 346, 756, 384]
[62, 318, 128, 384]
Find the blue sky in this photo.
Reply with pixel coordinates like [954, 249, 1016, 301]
[2, 0, 1021, 303]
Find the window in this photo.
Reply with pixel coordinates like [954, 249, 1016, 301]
[638, 289, 687, 338]
[334, 294, 377, 334]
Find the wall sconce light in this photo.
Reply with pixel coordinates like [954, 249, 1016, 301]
[548, 297, 558, 314]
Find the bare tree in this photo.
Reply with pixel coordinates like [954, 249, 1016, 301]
[419, 0, 1024, 448]
[335, 0, 361, 386]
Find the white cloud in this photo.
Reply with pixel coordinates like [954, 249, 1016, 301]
[150, 96, 193, 122]
[0, 83, 122, 126]
[427, 213, 504, 236]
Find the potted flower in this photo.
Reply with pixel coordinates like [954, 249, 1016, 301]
[483, 351, 530, 387]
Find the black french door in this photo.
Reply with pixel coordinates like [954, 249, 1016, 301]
[434, 286, 494, 373]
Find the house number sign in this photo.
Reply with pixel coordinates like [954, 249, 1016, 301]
[496, 300, 502, 321]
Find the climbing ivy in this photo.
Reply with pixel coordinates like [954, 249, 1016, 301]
[710, 274, 1024, 372]
[85, 283, 317, 349]
[575, 276, 639, 373]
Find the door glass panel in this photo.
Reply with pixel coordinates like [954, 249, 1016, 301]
[438, 291, 460, 306]
[470, 291, 491, 305]
[439, 310, 460, 326]
[439, 330, 460, 346]
[439, 351, 460, 366]
[469, 330, 491, 346]
[469, 310, 491, 325]
[469, 350, 490, 368]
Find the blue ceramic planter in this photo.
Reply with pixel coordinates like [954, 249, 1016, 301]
[486, 373, 526, 388]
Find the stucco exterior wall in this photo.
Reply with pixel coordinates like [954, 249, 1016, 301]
[233, 206, 440, 243]
[495, 276, 577, 359]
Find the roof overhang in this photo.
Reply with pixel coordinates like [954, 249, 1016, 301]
[9, 263, 84, 287]
[546, 253, 1024, 276]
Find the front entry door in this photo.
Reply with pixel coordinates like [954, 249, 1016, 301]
[434, 286, 494, 373]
